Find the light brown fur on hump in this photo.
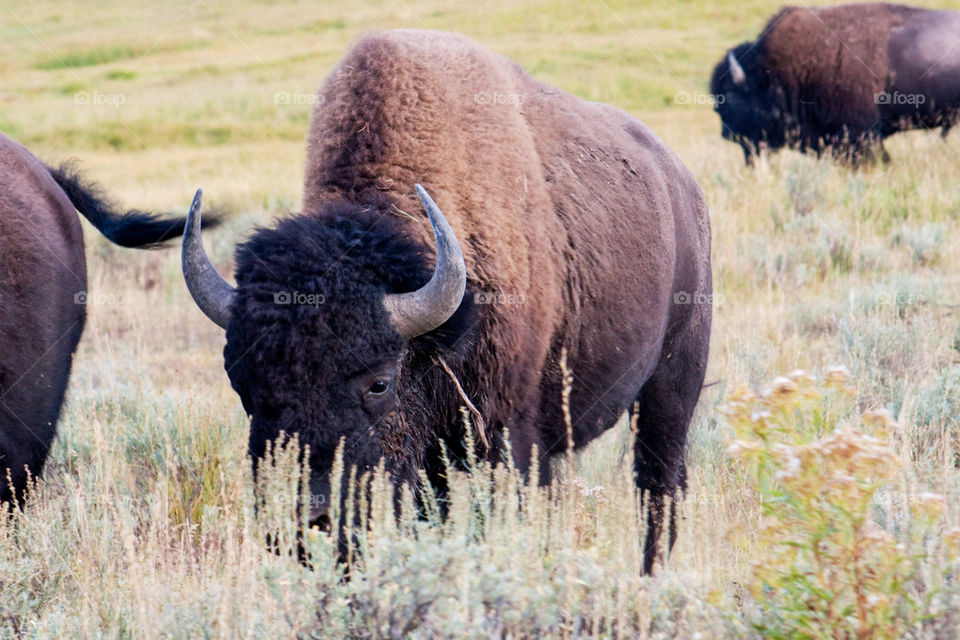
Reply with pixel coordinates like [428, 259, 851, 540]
[302, 29, 570, 410]
[302, 29, 701, 322]
[303, 30, 554, 296]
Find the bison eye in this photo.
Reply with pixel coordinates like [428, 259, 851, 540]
[353, 364, 399, 412]
[368, 380, 389, 396]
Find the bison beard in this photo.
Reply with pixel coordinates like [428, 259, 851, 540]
[182, 29, 712, 574]
[711, 3, 960, 164]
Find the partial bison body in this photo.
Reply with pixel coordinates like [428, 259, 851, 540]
[0, 132, 199, 507]
[182, 30, 712, 573]
[711, 3, 960, 164]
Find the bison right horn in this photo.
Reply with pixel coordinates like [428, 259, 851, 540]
[383, 185, 467, 338]
[727, 51, 746, 86]
[181, 188, 235, 329]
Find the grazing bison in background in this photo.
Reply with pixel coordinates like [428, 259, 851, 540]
[711, 3, 960, 164]
[181, 29, 712, 573]
[0, 132, 201, 508]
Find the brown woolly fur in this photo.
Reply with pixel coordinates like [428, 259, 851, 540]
[711, 3, 960, 164]
[0, 132, 197, 508]
[761, 4, 896, 130]
[225, 29, 711, 574]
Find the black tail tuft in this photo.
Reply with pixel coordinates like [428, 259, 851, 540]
[47, 162, 219, 248]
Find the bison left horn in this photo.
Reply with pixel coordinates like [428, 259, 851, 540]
[181, 188, 235, 329]
[383, 185, 467, 338]
[727, 51, 746, 86]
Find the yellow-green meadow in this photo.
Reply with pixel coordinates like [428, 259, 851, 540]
[3, 1, 960, 636]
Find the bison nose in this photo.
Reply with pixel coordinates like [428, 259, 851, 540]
[310, 512, 331, 533]
[307, 495, 330, 532]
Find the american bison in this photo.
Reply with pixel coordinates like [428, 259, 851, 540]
[0, 132, 201, 508]
[181, 29, 712, 573]
[711, 3, 960, 164]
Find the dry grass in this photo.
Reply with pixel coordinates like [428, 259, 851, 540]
[3, 0, 960, 637]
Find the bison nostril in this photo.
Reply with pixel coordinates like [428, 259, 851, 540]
[310, 513, 331, 533]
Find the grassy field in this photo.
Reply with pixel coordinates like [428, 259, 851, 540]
[3, 0, 960, 636]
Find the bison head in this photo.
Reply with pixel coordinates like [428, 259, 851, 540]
[180, 186, 468, 528]
[710, 43, 790, 163]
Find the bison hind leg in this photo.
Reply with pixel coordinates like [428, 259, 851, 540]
[631, 325, 708, 575]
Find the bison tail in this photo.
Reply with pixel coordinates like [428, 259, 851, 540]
[46, 162, 218, 248]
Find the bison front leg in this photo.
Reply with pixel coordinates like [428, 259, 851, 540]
[631, 319, 709, 574]
[740, 140, 759, 166]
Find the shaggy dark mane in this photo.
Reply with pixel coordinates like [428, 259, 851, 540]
[239, 202, 429, 298]
[232, 199, 476, 351]
[224, 198, 477, 421]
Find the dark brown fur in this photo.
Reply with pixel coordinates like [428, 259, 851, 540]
[762, 4, 899, 133]
[712, 4, 960, 163]
[226, 30, 711, 573]
[0, 134, 87, 508]
[310, 30, 714, 571]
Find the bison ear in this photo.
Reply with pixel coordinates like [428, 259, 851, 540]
[727, 51, 746, 86]
[422, 287, 477, 355]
